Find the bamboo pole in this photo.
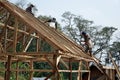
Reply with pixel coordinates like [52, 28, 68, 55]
[16, 61, 19, 80]
[3, 14, 11, 52]
[53, 55, 60, 80]
[23, 33, 36, 52]
[87, 62, 90, 80]
[29, 60, 33, 80]
[69, 58, 72, 80]
[5, 55, 11, 80]
[77, 61, 82, 80]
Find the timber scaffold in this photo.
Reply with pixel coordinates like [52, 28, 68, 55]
[0, 1, 118, 80]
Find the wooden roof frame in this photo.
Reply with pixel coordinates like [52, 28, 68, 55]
[0, 1, 112, 80]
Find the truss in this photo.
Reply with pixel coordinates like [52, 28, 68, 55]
[0, 1, 117, 80]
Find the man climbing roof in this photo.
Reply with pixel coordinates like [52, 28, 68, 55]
[25, 4, 34, 15]
[81, 31, 93, 56]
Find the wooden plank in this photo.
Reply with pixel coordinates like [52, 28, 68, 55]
[59, 70, 90, 72]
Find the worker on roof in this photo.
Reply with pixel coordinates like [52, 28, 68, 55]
[25, 4, 34, 15]
[81, 31, 93, 56]
[45, 18, 58, 29]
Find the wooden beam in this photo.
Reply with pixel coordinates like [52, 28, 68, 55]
[13, 18, 18, 52]
[53, 55, 60, 80]
[58, 50, 93, 61]
[56, 55, 61, 65]
[11, 69, 53, 72]
[45, 57, 54, 69]
[0, 22, 39, 38]
[16, 61, 19, 80]
[1, 68, 90, 72]
[36, 33, 39, 52]
[23, 33, 36, 52]
[5, 55, 11, 80]
[87, 62, 90, 80]
[59, 70, 90, 72]
[29, 60, 33, 80]
[69, 59, 72, 80]
[3, 14, 11, 52]
[0, 42, 4, 53]
[60, 59, 69, 69]
[77, 61, 82, 80]
[0, 52, 57, 56]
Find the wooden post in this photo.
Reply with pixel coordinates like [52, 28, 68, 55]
[16, 61, 19, 80]
[22, 26, 26, 51]
[1, 14, 11, 80]
[52, 55, 60, 80]
[5, 55, 11, 80]
[87, 62, 90, 80]
[29, 60, 33, 80]
[3, 14, 11, 52]
[69, 58, 72, 80]
[13, 18, 18, 52]
[77, 61, 82, 80]
[36, 33, 39, 52]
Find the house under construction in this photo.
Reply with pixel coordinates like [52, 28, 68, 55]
[0, 0, 120, 80]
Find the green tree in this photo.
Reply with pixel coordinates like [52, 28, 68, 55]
[108, 41, 120, 67]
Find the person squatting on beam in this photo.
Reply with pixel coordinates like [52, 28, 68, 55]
[44, 18, 58, 29]
[25, 4, 34, 15]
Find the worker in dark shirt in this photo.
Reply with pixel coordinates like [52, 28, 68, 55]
[45, 18, 58, 29]
[25, 4, 34, 15]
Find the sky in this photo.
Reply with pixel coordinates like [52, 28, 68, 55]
[8, 0, 120, 32]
